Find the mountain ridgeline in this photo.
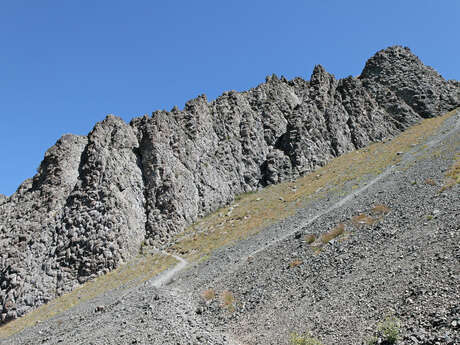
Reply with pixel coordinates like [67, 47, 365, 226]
[0, 46, 459, 324]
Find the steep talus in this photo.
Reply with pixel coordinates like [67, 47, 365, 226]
[0, 46, 458, 324]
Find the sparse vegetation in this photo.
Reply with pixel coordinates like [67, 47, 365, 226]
[440, 153, 460, 191]
[424, 178, 436, 186]
[320, 223, 345, 244]
[290, 331, 323, 345]
[202, 289, 216, 301]
[220, 290, 236, 312]
[235, 190, 257, 202]
[368, 315, 401, 345]
[371, 204, 391, 215]
[352, 214, 375, 227]
[139, 240, 147, 254]
[289, 259, 303, 268]
[304, 233, 317, 244]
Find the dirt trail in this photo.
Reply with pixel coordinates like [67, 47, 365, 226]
[149, 252, 188, 288]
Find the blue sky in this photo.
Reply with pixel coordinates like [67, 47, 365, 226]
[1, 1, 459, 196]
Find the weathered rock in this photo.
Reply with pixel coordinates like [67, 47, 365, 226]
[360, 46, 459, 118]
[0, 133, 87, 323]
[55, 116, 146, 289]
[0, 46, 458, 323]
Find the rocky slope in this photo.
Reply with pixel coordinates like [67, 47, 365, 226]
[0, 46, 458, 324]
[5, 101, 459, 345]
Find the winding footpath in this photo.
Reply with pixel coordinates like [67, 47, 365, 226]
[149, 251, 189, 288]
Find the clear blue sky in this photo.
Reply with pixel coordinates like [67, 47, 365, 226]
[1, 1, 459, 196]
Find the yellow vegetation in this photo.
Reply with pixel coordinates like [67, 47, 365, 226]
[289, 259, 303, 268]
[424, 178, 437, 186]
[320, 223, 345, 244]
[304, 234, 317, 244]
[202, 289, 216, 301]
[220, 290, 235, 312]
[441, 153, 460, 191]
[371, 204, 391, 215]
[352, 214, 375, 227]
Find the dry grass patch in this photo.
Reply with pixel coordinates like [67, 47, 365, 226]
[440, 153, 460, 191]
[424, 178, 437, 186]
[304, 233, 317, 244]
[320, 223, 345, 244]
[352, 214, 375, 227]
[0, 252, 176, 339]
[371, 204, 391, 216]
[289, 259, 303, 268]
[202, 289, 216, 301]
[290, 331, 323, 345]
[220, 290, 236, 312]
[170, 109, 456, 262]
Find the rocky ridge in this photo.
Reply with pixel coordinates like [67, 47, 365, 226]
[6, 104, 459, 345]
[0, 46, 458, 324]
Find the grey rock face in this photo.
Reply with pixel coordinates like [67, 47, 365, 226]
[360, 46, 459, 118]
[54, 116, 146, 289]
[0, 46, 459, 323]
[0, 134, 87, 323]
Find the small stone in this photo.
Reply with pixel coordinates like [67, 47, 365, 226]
[94, 305, 105, 313]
